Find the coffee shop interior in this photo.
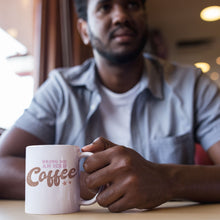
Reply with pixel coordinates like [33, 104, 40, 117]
[0, 0, 220, 161]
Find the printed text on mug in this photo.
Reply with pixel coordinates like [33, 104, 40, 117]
[27, 167, 77, 187]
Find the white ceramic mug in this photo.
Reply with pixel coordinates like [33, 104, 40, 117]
[25, 145, 98, 214]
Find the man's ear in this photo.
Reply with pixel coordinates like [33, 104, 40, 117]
[77, 19, 90, 45]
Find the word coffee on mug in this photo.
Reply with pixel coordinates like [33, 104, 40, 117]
[25, 145, 98, 214]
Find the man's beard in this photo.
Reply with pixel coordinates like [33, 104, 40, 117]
[88, 25, 148, 65]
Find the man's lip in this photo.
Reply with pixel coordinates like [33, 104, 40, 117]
[112, 35, 135, 43]
[110, 28, 136, 39]
[110, 30, 136, 43]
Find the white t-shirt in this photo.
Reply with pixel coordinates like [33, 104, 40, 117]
[99, 81, 141, 147]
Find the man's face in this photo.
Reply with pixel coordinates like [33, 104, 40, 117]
[86, 0, 148, 64]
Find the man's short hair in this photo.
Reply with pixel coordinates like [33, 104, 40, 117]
[74, 0, 87, 21]
[74, 0, 147, 21]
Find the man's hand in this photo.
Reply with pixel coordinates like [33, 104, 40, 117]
[82, 137, 116, 153]
[82, 137, 174, 212]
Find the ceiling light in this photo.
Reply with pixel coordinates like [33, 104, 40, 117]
[194, 62, 210, 73]
[22, 0, 29, 8]
[7, 28, 18, 38]
[210, 72, 219, 81]
[216, 57, 220, 65]
[200, 6, 220, 22]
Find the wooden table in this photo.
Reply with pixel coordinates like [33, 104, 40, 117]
[0, 200, 219, 220]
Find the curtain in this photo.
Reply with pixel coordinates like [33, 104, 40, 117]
[33, 0, 92, 90]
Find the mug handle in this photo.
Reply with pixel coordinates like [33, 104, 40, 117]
[79, 152, 102, 206]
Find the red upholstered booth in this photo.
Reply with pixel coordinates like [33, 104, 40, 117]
[194, 144, 213, 165]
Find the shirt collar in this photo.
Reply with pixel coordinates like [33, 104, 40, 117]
[68, 54, 167, 100]
[141, 54, 164, 99]
[68, 58, 98, 92]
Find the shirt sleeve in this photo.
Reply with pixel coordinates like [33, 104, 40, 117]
[14, 70, 63, 144]
[194, 71, 220, 151]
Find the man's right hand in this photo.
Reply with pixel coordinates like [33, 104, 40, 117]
[82, 137, 174, 212]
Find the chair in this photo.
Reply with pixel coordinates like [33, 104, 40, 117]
[194, 144, 213, 165]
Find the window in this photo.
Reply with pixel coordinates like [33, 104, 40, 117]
[0, 0, 34, 129]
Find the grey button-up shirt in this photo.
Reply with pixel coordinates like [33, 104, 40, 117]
[15, 54, 220, 164]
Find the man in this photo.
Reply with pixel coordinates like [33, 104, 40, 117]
[0, 0, 220, 213]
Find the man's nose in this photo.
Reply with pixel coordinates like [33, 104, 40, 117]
[112, 5, 130, 25]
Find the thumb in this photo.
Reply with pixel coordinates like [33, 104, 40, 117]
[82, 137, 116, 153]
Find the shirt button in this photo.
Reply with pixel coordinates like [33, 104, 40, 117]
[90, 104, 96, 110]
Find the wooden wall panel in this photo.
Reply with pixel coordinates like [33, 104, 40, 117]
[33, 0, 93, 90]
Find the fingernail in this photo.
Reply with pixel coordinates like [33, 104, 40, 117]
[92, 137, 99, 143]
[82, 144, 92, 151]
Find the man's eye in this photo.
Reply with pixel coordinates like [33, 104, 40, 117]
[127, 1, 141, 10]
[98, 4, 111, 13]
